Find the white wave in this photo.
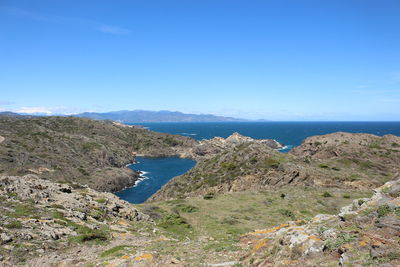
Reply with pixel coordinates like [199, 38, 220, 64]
[278, 145, 293, 151]
[181, 132, 197, 136]
[139, 171, 149, 176]
[133, 175, 149, 187]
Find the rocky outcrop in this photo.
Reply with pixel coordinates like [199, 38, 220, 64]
[150, 132, 400, 201]
[0, 116, 196, 192]
[0, 174, 148, 265]
[185, 132, 283, 160]
[239, 177, 400, 266]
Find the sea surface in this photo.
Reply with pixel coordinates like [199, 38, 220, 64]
[115, 157, 196, 204]
[137, 121, 400, 151]
[117, 122, 400, 203]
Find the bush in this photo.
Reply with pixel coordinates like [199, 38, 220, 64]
[221, 162, 237, 170]
[265, 158, 280, 168]
[342, 193, 351, 199]
[319, 164, 329, 169]
[203, 192, 215, 200]
[157, 213, 191, 233]
[278, 209, 295, 219]
[322, 192, 333, 198]
[377, 204, 391, 218]
[325, 233, 355, 250]
[173, 204, 199, 213]
[72, 226, 109, 243]
[5, 220, 23, 229]
[81, 142, 101, 152]
[392, 142, 400, 148]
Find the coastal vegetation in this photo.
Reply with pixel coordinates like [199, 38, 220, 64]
[1, 116, 400, 266]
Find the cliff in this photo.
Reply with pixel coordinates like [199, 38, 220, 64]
[0, 116, 197, 192]
[150, 132, 400, 201]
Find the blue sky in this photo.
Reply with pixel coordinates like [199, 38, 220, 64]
[0, 0, 399, 120]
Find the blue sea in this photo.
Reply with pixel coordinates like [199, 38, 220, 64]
[115, 157, 196, 204]
[117, 122, 400, 203]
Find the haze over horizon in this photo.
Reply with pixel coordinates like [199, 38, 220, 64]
[1, 0, 400, 121]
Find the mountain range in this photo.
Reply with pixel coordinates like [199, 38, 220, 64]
[0, 110, 246, 123]
[74, 110, 246, 123]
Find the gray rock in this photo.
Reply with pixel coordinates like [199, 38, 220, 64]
[375, 216, 400, 232]
[0, 233, 12, 244]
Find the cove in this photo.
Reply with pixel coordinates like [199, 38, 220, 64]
[115, 156, 196, 204]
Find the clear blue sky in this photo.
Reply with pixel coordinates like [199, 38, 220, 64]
[1, 0, 399, 120]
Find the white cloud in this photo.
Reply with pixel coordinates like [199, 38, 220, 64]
[17, 107, 53, 115]
[99, 25, 130, 35]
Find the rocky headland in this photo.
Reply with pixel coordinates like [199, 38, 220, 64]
[0, 116, 196, 192]
[1, 116, 400, 266]
[150, 132, 400, 201]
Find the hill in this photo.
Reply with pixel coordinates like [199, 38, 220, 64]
[75, 110, 247, 123]
[0, 116, 196, 192]
[150, 132, 400, 201]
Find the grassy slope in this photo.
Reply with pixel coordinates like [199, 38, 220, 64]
[0, 116, 196, 191]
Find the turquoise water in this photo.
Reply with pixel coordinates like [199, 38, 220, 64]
[118, 122, 400, 203]
[115, 157, 196, 204]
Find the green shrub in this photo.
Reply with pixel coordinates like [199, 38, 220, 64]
[71, 226, 109, 243]
[325, 233, 355, 250]
[100, 245, 132, 258]
[377, 204, 391, 218]
[342, 193, 351, 199]
[278, 209, 295, 219]
[392, 142, 400, 148]
[5, 220, 23, 229]
[173, 204, 199, 213]
[81, 142, 101, 152]
[322, 191, 333, 198]
[265, 158, 280, 168]
[13, 203, 35, 217]
[95, 198, 107, 204]
[368, 142, 382, 149]
[221, 162, 237, 170]
[319, 164, 329, 169]
[157, 213, 191, 236]
[394, 207, 400, 217]
[203, 192, 215, 200]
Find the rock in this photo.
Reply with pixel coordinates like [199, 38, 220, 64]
[59, 186, 72, 193]
[320, 229, 337, 240]
[339, 252, 350, 266]
[375, 216, 400, 232]
[388, 183, 400, 198]
[0, 233, 12, 244]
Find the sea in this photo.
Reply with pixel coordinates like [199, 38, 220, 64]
[116, 121, 400, 203]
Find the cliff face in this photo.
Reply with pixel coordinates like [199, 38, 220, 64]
[150, 132, 400, 201]
[0, 116, 197, 192]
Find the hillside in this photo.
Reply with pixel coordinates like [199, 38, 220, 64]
[150, 132, 400, 201]
[75, 110, 246, 123]
[0, 116, 196, 192]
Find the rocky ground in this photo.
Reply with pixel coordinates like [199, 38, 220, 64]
[0, 174, 148, 266]
[240, 176, 400, 266]
[151, 132, 400, 201]
[1, 116, 400, 266]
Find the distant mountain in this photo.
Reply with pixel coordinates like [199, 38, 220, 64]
[74, 110, 247, 123]
[0, 111, 24, 117]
